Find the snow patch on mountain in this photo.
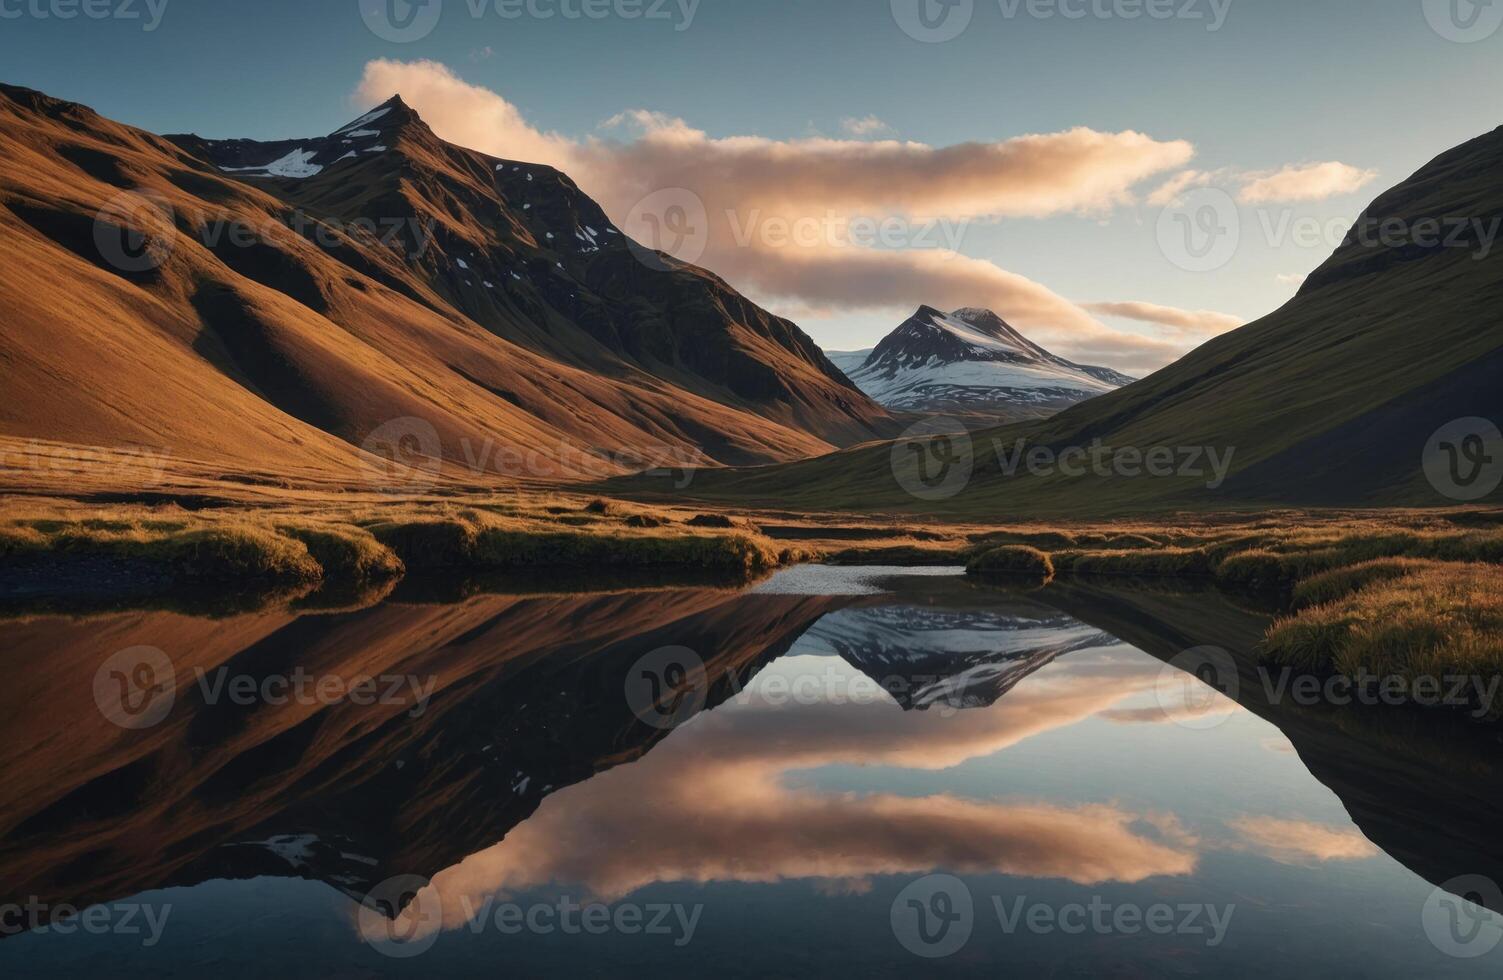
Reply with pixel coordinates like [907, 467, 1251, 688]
[830, 306, 1134, 417]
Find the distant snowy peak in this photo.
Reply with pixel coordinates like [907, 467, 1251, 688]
[830, 306, 1135, 418]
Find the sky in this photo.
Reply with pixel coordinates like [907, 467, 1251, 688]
[2, 0, 1500, 372]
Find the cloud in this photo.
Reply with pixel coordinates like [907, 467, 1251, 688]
[1152, 163, 1378, 208]
[1226, 816, 1379, 866]
[1147, 169, 1215, 207]
[354, 60, 1203, 373]
[1276, 272, 1308, 286]
[1237, 162, 1378, 204]
[840, 115, 895, 138]
[1082, 301, 1246, 338]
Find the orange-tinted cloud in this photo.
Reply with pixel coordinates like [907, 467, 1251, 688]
[1226, 816, 1379, 866]
[353, 60, 1216, 374]
[1082, 301, 1246, 338]
[1238, 162, 1378, 204]
[1150, 163, 1378, 208]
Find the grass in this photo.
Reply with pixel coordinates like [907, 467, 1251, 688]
[966, 545, 1055, 581]
[1291, 558, 1438, 608]
[0, 495, 790, 607]
[1051, 547, 1214, 578]
[0, 516, 324, 583]
[1263, 564, 1503, 719]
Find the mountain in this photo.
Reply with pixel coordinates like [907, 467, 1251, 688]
[654, 123, 1503, 514]
[0, 85, 894, 489]
[0, 586, 850, 927]
[802, 599, 1119, 711]
[828, 306, 1134, 421]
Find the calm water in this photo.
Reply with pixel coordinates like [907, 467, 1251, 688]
[2, 567, 1501, 977]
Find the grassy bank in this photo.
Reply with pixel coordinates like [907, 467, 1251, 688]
[0, 495, 792, 606]
[963, 514, 1503, 722]
[1263, 563, 1503, 719]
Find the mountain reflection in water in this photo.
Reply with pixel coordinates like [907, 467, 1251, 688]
[1, 567, 1501, 977]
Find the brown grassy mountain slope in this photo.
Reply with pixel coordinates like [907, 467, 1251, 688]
[0, 85, 893, 490]
[642, 123, 1503, 516]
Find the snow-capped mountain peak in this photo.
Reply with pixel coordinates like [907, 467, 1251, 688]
[828, 306, 1135, 420]
[165, 95, 423, 181]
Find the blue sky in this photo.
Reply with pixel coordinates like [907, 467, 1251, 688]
[2, 0, 1499, 367]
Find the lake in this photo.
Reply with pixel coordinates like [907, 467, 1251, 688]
[1, 566, 1501, 977]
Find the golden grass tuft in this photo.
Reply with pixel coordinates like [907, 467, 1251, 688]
[1264, 564, 1503, 717]
[1054, 547, 1213, 578]
[1, 514, 324, 582]
[966, 545, 1055, 581]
